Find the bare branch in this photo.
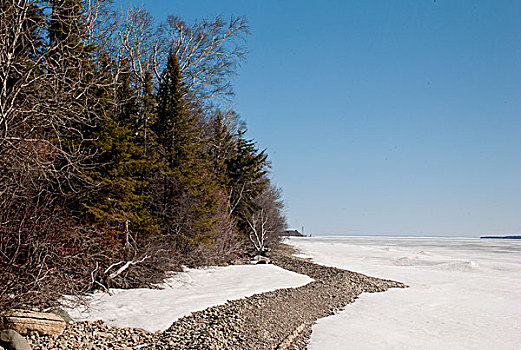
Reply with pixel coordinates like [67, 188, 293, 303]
[162, 15, 249, 106]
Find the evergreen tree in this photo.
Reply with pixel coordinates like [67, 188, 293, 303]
[225, 128, 269, 234]
[141, 71, 157, 157]
[45, 0, 105, 199]
[2, 0, 44, 90]
[48, 0, 92, 78]
[151, 49, 225, 248]
[82, 69, 156, 238]
[208, 111, 237, 187]
[154, 50, 200, 168]
[207, 113, 272, 235]
[49, 0, 86, 49]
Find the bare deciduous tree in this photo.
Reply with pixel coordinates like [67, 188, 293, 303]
[100, 6, 161, 88]
[247, 185, 287, 252]
[1, 2, 282, 310]
[1, 0, 110, 201]
[163, 15, 249, 105]
[0, 0, 123, 308]
[248, 209, 271, 252]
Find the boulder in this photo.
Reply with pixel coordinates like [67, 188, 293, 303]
[0, 310, 65, 336]
[0, 329, 31, 350]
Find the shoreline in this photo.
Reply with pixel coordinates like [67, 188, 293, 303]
[27, 244, 406, 349]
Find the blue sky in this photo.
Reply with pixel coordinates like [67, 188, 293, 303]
[119, 0, 521, 237]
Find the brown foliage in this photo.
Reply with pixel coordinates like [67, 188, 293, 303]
[0, 200, 103, 309]
[0, 1, 281, 311]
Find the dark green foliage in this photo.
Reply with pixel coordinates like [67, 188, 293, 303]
[151, 50, 225, 247]
[2, 0, 44, 88]
[154, 50, 183, 164]
[45, 0, 108, 199]
[1, 2, 285, 309]
[207, 111, 273, 235]
[226, 129, 270, 233]
[49, 0, 86, 48]
[208, 111, 238, 187]
[154, 50, 203, 170]
[141, 72, 157, 157]
[81, 69, 156, 234]
[48, 0, 93, 78]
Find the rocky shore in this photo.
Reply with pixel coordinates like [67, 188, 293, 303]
[26, 244, 406, 349]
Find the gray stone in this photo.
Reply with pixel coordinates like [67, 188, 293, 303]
[25, 244, 407, 350]
[0, 329, 31, 350]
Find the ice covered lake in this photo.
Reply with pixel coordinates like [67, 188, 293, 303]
[288, 236, 521, 350]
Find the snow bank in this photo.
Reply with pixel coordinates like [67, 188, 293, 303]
[65, 264, 313, 332]
[288, 236, 521, 350]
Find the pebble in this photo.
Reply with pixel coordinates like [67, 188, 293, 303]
[27, 244, 406, 349]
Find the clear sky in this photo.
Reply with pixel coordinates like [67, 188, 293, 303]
[119, 0, 521, 237]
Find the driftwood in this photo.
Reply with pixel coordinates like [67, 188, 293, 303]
[0, 310, 65, 336]
[104, 255, 147, 281]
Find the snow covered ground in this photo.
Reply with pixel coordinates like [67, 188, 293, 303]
[288, 236, 521, 350]
[65, 264, 312, 332]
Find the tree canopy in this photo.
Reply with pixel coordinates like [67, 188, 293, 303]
[0, 1, 286, 309]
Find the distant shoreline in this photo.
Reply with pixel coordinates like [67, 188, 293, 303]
[290, 235, 482, 239]
[290, 234, 521, 240]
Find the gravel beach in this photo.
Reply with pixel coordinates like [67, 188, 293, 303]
[27, 244, 406, 349]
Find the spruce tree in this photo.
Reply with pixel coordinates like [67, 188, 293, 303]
[208, 111, 237, 187]
[225, 128, 270, 234]
[207, 114, 271, 235]
[46, 0, 103, 199]
[2, 0, 44, 89]
[141, 71, 157, 157]
[154, 50, 200, 169]
[48, 0, 92, 78]
[151, 49, 224, 248]
[49, 0, 87, 50]
[82, 69, 155, 238]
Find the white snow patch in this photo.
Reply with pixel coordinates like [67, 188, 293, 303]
[65, 264, 312, 332]
[288, 236, 521, 350]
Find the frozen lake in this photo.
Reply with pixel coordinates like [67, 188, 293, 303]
[288, 236, 521, 350]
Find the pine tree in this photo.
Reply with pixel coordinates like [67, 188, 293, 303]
[151, 49, 225, 248]
[82, 69, 156, 239]
[225, 128, 270, 234]
[2, 0, 44, 88]
[49, 0, 87, 50]
[46, 0, 104, 199]
[208, 111, 237, 187]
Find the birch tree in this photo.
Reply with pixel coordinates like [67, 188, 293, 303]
[162, 15, 249, 106]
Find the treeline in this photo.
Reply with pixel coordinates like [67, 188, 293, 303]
[0, 0, 285, 308]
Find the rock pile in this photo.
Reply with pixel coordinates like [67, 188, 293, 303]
[27, 244, 407, 349]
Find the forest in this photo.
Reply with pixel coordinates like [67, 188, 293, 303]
[0, 0, 286, 309]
